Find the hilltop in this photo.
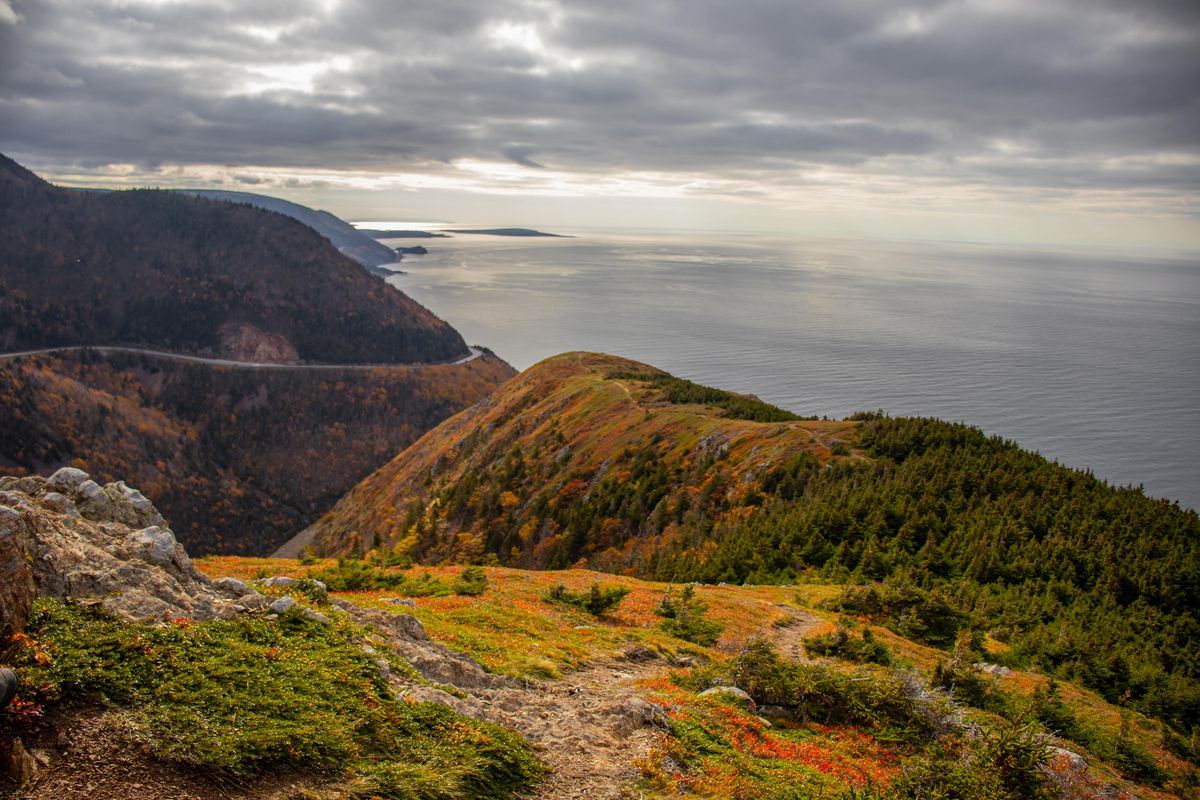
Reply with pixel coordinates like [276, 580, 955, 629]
[0, 153, 467, 365]
[293, 352, 1200, 744]
[289, 351, 841, 562]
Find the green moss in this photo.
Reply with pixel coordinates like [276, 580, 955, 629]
[11, 600, 543, 798]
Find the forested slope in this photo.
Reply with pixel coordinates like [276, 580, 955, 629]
[0, 350, 515, 554]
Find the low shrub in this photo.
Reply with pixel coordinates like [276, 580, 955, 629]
[680, 639, 949, 742]
[846, 720, 1055, 800]
[804, 619, 892, 665]
[453, 566, 489, 596]
[655, 585, 723, 646]
[827, 579, 968, 648]
[309, 559, 453, 596]
[542, 582, 629, 616]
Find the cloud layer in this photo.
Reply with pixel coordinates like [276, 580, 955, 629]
[1, 0, 1197, 221]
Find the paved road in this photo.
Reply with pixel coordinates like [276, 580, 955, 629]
[0, 344, 484, 370]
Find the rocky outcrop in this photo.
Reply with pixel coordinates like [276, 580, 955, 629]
[217, 321, 300, 364]
[0, 469, 241, 625]
[332, 600, 517, 690]
[0, 505, 35, 658]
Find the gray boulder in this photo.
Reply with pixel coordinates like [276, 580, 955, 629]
[214, 577, 254, 597]
[335, 602, 514, 690]
[699, 686, 756, 708]
[975, 662, 1014, 677]
[269, 596, 298, 614]
[45, 467, 89, 493]
[125, 526, 185, 569]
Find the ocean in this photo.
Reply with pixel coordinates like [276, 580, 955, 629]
[379, 229, 1200, 510]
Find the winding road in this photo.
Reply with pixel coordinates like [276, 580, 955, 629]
[0, 344, 484, 370]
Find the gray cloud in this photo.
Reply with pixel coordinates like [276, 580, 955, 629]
[0, 0, 1197, 208]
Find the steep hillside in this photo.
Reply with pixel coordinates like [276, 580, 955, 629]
[183, 189, 399, 269]
[296, 352, 1200, 738]
[0, 153, 466, 364]
[0, 349, 515, 555]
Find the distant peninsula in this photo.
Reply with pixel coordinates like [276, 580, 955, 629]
[442, 228, 570, 237]
[360, 227, 569, 239]
[359, 229, 451, 239]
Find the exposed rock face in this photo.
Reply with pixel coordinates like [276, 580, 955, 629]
[0, 470, 237, 625]
[217, 321, 300, 364]
[0, 505, 35, 657]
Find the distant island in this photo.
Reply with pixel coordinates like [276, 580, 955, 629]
[443, 228, 570, 237]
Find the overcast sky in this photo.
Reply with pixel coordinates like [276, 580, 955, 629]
[2, 0, 1198, 247]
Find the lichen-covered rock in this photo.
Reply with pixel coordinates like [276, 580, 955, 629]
[269, 596, 298, 614]
[1049, 746, 1088, 771]
[125, 526, 187, 569]
[301, 607, 331, 625]
[0, 470, 236, 624]
[214, 577, 255, 597]
[605, 696, 669, 735]
[38, 492, 79, 517]
[235, 593, 271, 612]
[0, 476, 46, 495]
[45, 467, 89, 494]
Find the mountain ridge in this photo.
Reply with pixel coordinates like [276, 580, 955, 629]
[0, 153, 467, 365]
[180, 189, 400, 269]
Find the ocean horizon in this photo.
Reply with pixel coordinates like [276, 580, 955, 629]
[380, 229, 1200, 511]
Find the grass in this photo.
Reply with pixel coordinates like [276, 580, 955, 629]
[8, 599, 543, 798]
[196, 560, 800, 678]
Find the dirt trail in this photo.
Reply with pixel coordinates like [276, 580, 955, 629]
[767, 603, 827, 663]
[513, 659, 666, 800]
[506, 604, 826, 799]
[397, 654, 668, 800]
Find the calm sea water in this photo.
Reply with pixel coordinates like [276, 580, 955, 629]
[381, 230, 1200, 510]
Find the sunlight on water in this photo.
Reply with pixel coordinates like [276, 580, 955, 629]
[384, 231, 1200, 509]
